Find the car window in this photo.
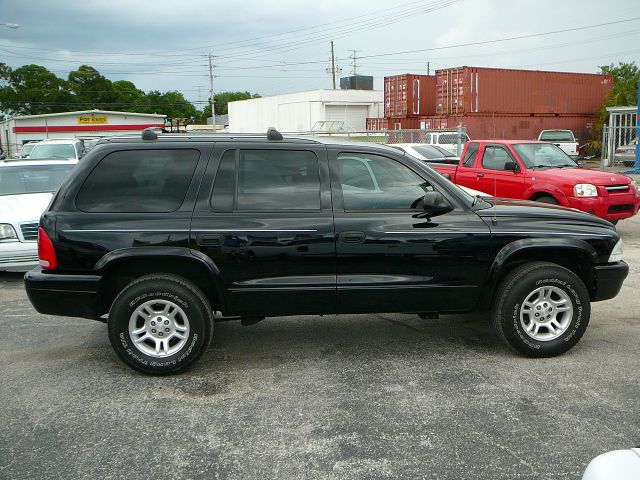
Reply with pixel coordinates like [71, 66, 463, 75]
[210, 149, 236, 211]
[539, 130, 574, 142]
[413, 145, 455, 159]
[336, 152, 434, 210]
[76, 149, 199, 213]
[29, 143, 77, 160]
[0, 164, 75, 196]
[462, 142, 479, 167]
[481, 146, 515, 171]
[236, 149, 320, 210]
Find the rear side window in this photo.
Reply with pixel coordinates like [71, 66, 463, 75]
[76, 149, 199, 212]
[462, 142, 479, 167]
[236, 150, 320, 210]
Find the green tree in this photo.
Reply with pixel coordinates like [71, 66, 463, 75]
[0, 63, 72, 115]
[145, 90, 198, 122]
[67, 65, 118, 110]
[112, 80, 148, 112]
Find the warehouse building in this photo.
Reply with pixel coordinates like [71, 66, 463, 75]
[228, 89, 384, 133]
[0, 109, 166, 157]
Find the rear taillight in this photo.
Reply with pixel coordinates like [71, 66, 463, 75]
[38, 227, 57, 270]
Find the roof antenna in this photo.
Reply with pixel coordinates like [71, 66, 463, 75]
[267, 127, 283, 141]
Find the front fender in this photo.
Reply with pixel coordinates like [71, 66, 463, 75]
[481, 238, 597, 308]
[523, 183, 569, 205]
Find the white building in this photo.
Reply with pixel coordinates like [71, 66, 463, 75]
[228, 89, 384, 133]
[0, 109, 166, 157]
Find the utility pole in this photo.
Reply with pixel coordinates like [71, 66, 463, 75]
[208, 53, 216, 130]
[426, 61, 430, 76]
[349, 50, 360, 75]
[330, 41, 337, 89]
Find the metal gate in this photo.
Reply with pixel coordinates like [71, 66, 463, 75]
[601, 106, 637, 170]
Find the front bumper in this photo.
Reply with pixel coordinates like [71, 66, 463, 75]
[566, 191, 640, 222]
[24, 269, 101, 320]
[592, 261, 629, 302]
[0, 242, 38, 272]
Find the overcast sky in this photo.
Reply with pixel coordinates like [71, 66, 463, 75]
[1, 0, 639, 109]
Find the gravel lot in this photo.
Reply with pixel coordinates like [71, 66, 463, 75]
[1, 215, 638, 480]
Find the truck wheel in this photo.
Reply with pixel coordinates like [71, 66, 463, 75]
[492, 262, 590, 357]
[107, 274, 213, 374]
[535, 195, 559, 205]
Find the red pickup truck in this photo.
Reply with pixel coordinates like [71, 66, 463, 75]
[431, 140, 640, 223]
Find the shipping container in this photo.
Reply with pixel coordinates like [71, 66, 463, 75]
[366, 117, 389, 130]
[384, 74, 436, 118]
[420, 113, 598, 142]
[435, 67, 612, 116]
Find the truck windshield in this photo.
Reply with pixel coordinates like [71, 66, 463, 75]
[0, 164, 75, 196]
[513, 143, 578, 169]
[539, 131, 574, 142]
[29, 144, 77, 160]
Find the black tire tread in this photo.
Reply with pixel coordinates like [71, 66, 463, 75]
[108, 273, 213, 374]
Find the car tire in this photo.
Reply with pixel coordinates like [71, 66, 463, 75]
[535, 195, 559, 205]
[492, 262, 590, 357]
[107, 274, 213, 374]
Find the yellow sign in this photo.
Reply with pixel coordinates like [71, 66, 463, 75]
[78, 115, 108, 125]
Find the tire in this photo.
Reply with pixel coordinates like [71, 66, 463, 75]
[492, 262, 590, 358]
[534, 195, 559, 205]
[108, 274, 213, 374]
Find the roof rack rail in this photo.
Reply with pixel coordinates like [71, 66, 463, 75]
[267, 127, 283, 141]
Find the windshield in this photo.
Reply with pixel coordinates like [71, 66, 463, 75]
[20, 143, 37, 158]
[413, 145, 456, 159]
[539, 130, 574, 142]
[29, 143, 77, 160]
[0, 164, 75, 195]
[513, 143, 578, 169]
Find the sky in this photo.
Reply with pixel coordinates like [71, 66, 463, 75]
[1, 0, 639, 110]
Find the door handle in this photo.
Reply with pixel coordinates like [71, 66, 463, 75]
[340, 231, 366, 244]
[196, 233, 224, 247]
[476, 173, 484, 177]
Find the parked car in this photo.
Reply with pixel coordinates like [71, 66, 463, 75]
[430, 140, 640, 223]
[19, 141, 40, 159]
[28, 139, 85, 161]
[0, 160, 77, 271]
[614, 137, 637, 167]
[25, 129, 628, 374]
[427, 131, 471, 155]
[583, 448, 640, 479]
[537, 129, 579, 159]
[391, 143, 459, 164]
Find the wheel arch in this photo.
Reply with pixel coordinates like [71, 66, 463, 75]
[481, 238, 597, 309]
[95, 247, 226, 316]
[524, 184, 568, 205]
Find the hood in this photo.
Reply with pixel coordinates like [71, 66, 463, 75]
[477, 197, 614, 229]
[0, 192, 53, 225]
[533, 167, 632, 185]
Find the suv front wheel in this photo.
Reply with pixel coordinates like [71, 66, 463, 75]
[492, 262, 591, 357]
[107, 274, 213, 374]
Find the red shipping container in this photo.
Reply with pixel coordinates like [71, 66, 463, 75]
[366, 118, 389, 130]
[435, 67, 612, 116]
[419, 114, 598, 142]
[384, 74, 436, 118]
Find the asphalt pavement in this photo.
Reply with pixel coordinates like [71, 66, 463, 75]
[0, 215, 638, 480]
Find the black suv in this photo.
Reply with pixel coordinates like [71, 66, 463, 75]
[25, 129, 628, 374]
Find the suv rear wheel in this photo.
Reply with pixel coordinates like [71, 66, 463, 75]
[492, 262, 590, 357]
[107, 274, 213, 374]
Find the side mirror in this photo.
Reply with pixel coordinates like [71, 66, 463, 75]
[504, 160, 519, 172]
[422, 191, 453, 217]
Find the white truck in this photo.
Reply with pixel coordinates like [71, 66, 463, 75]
[537, 129, 579, 159]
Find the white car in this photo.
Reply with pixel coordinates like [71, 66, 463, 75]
[583, 448, 640, 479]
[538, 129, 580, 159]
[0, 160, 77, 271]
[426, 131, 471, 156]
[28, 138, 85, 161]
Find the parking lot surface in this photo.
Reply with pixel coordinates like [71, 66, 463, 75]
[1, 215, 638, 480]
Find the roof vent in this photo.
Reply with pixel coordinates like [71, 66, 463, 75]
[267, 127, 283, 141]
[141, 128, 158, 141]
